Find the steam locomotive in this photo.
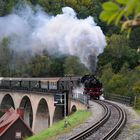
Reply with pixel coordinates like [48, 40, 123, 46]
[81, 75, 103, 99]
[0, 75, 103, 99]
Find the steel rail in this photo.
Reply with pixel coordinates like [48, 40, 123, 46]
[68, 100, 126, 140]
[68, 100, 111, 140]
[102, 101, 127, 140]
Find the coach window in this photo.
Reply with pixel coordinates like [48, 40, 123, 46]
[49, 82, 57, 89]
[49, 82, 52, 89]
[53, 82, 57, 89]
[54, 82, 57, 89]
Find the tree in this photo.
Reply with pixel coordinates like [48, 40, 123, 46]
[133, 80, 140, 94]
[100, 0, 140, 32]
[107, 74, 128, 95]
[0, 38, 12, 76]
[0, 0, 17, 16]
[35, 0, 97, 18]
[49, 57, 64, 76]
[98, 34, 139, 72]
[30, 55, 51, 77]
[129, 27, 140, 49]
[100, 63, 114, 92]
[63, 56, 90, 76]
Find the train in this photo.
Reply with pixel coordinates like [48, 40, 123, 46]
[0, 75, 103, 99]
[0, 77, 80, 92]
[81, 75, 103, 99]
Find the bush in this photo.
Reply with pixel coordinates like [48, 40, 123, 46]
[133, 80, 140, 94]
[135, 97, 140, 109]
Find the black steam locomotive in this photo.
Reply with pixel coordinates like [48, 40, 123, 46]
[81, 75, 103, 99]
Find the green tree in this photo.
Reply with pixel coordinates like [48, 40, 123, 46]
[132, 66, 140, 94]
[37, 0, 62, 14]
[100, 63, 114, 92]
[0, 0, 17, 16]
[30, 55, 51, 77]
[100, 0, 140, 32]
[133, 80, 140, 94]
[129, 27, 140, 49]
[35, 0, 97, 18]
[63, 56, 89, 76]
[49, 57, 64, 76]
[98, 34, 140, 72]
[0, 38, 11, 76]
[108, 74, 128, 95]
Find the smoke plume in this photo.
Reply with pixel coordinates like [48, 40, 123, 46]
[0, 5, 106, 71]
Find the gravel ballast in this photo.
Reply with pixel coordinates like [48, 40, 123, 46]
[111, 101, 140, 140]
[56, 100, 140, 140]
[57, 100, 104, 140]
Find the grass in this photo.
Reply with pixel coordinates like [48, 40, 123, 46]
[135, 109, 140, 115]
[26, 110, 91, 140]
[131, 109, 140, 129]
[131, 125, 140, 130]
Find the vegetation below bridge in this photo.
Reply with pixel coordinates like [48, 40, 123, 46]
[26, 110, 91, 140]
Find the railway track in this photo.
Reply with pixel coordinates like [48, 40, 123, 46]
[68, 100, 126, 140]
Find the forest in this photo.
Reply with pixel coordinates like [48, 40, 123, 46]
[0, 0, 140, 108]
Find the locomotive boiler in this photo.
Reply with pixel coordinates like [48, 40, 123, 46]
[81, 75, 103, 99]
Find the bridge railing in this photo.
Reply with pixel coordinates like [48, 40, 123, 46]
[72, 93, 89, 105]
[0, 86, 59, 94]
[104, 93, 133, 106]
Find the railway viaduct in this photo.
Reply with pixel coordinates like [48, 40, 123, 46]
[0, 90, 88, 133]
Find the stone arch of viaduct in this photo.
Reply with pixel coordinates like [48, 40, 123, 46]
[0, 91, 87, 133]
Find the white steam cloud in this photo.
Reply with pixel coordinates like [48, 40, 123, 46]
[0, 5, 106, 70]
